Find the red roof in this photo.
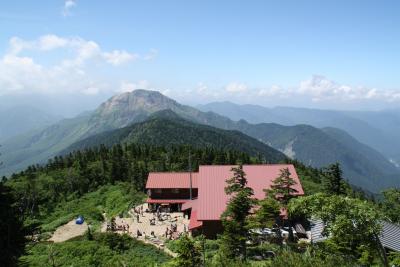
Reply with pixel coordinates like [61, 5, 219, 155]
[197, 165, 304, 221]
[146, 198, 187, 204]
[188, 210, 203, 230]
[182, 198, 198, 211]
[146, 172, 198, 189]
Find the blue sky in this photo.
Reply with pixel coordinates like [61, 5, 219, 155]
[1, 0, 400, 113]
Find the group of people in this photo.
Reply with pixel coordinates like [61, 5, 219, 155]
[116, 223, 130, 233]
[133, 205, 145, 223]
[164, 221, 186, 240]
[106, 218, 130, 233]
[136, 229, 157, 239]
[107, 204, 189, 242]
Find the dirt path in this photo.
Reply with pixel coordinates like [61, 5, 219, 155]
[49, 219, 88, 243]
[101, 203, 189, 257]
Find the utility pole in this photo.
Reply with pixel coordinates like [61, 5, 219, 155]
[189, 149, 193, 200]
[0, 144, 3, 169]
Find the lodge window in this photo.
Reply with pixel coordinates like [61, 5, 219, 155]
[172, 188, 180, 194]
[155, 189, 162, 194]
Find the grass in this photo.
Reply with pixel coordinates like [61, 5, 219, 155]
[19, 233, 171, 267]
[39, 182, 146, 233]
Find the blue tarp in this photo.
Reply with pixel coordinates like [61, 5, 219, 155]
[76, 215, 84, 225]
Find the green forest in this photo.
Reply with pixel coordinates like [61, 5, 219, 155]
[1, 142, 400, 266]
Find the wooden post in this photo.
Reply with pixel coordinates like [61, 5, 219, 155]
[189, 150, 193, 200]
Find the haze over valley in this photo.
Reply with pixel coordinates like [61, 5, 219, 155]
[1, 1, 400, 266]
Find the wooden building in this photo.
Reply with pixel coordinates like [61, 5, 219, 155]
[145, 164, 304, 237]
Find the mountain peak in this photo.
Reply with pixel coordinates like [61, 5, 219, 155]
[97, 89, 177, 115]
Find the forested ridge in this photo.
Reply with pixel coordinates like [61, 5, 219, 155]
[63, 110, 286, 163]
[1, 140, 400, 266]
[0, 142, 262, 266]
[3, 89, 398, 195]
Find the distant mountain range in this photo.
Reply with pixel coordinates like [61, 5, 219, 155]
[63, 110, 286, 163]
[198, 102, 400, 167]
[0, 90, 232, 176]
[0, 106, 61, 141]
[231, 121, 399, 190]
[1, 90, 399, 193]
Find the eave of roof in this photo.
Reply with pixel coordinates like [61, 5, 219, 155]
[188, 210, 203, 230]
[146, 198, 187, 204]
[379, 221, 400, 252]
[182, 198, 198, 211]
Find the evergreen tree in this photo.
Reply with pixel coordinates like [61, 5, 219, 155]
[170, 234, 202, 267]
[324, 163, 346, 195]
[220, 165, 255, 261]
[381, 188, 400, 223]
[266, 168, 298, 243]
[253, 195, 281, 229]
[0, 183, 26, 266]
[268, 168, 298, 205]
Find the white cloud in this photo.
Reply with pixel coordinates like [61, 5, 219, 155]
[0, 35, 150, 96]
[62, 0, 77, 17]
[143, 49, 159, 61]
[161, 89, 171, 96]
[8, 37, 31, 55]
[119, 80, 150, 93]
[168, 77, 400, 108]
[225, 82, 248, 93]
[297, 75, 400, 102]
[8, 35, 69, 55]
[103, 50, 138, 66]
[258, 85, 283, 97]
[196, 82, 208, 94]
[39, 35, 68, 50]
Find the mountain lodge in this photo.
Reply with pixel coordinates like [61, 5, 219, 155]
[146, 164, 304, 237]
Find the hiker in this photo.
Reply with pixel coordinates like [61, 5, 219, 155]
[136, 214, 140, 223]
[168, 230, 172, 240]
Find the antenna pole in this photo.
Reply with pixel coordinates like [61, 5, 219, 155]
[189, 149, 192, 200]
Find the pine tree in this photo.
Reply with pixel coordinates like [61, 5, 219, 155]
[171, 234, 202, 267]
[220, 165, 255, 261]
[0, 183, 26, 266]
[268, 167, 298, 205]
[324, 163, 346, 195]
[253, 195, 281, 229]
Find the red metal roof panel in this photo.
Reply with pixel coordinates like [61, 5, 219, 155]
[146, 172, 198, 189]
[188, 210, 203, 230]
[197, 164, 304, 221]
[182, 198, 198, 211]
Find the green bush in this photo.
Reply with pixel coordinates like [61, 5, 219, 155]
[39, 183, 145, 233]
[263, 249, 354, 267]
[389, 251, 400, 267]
[19, 233, 170, 267]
